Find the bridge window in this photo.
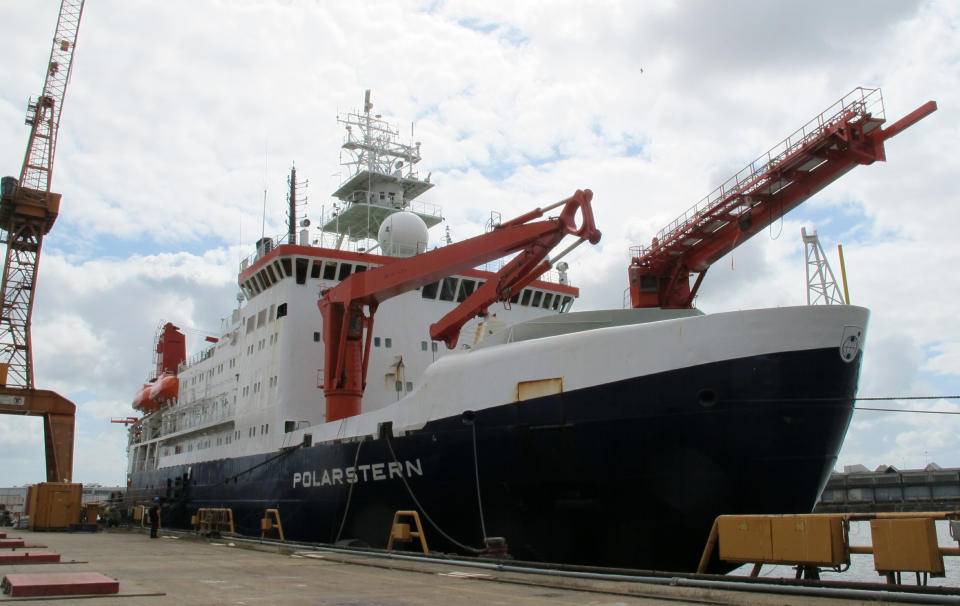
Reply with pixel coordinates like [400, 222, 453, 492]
[531, 291, 543, 307]
[277, 303, 287, 319]
[542, 293, 553, 309]
[338, 263, 353, 280]
[422, 281, 439, 299]
[323, 261, 337, 280]
[439, 277, 458, 302]
[280, 258, 292, 277]
[520, 289, 532, 306]
[295, 258, 308, 284]
[457, 279, 476, 302]
[266, 265, 277, 284]
[311, 260, 322, 279]
[560, 296, 573, 312]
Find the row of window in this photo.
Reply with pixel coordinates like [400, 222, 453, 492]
[239, 424, 269, 439]
[245, 304, 287, 334]
[241, 255, 377, 298]
[240, 254, 576, 316]
[420, 276, 574, 311]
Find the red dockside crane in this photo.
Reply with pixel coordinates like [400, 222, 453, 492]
[319, 189, 601, 422]
[0, 0, 85, 483]
[628, 88, 937, 309]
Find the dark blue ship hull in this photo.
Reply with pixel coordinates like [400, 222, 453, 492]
[128, 345, 860, 573]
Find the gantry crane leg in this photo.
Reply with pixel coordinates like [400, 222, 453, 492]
[0, 388, 75, 482]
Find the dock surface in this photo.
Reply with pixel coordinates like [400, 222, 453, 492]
[0, 528, 950, 604]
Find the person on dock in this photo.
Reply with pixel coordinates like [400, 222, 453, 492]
[148, 499, 160, 538]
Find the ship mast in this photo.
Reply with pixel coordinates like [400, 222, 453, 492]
[286, 165, 307, 245]
[320, 90, 441, 245]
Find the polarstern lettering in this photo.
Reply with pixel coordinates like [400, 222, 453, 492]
[292, 459, 423, 488]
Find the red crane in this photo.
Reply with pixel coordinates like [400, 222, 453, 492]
[628, 87, 937, 309]
[318, 189, 601, 422]
[0, 0, 85, 483]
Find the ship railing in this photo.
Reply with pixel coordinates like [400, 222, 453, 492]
[640, 87, 884, 255]
[161, 396, 235, 437]
[184, 345, 216, 369]
[318, 197, 442, 228]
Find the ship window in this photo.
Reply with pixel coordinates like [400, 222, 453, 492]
[311, 260, 322, 279]
[374, 337, 381, 347]
[439, 277, 458, 302]
[520, 289, 532, 306]
[266, 265, 278, 284]
[323, 261, 337, 280]
[561, 296, 573, 312]
[552, 294, 561, 310]
[542, 293, 553, 309]
[421, 341, 427, 351]
[338, 263, 353, 280]
[385, 338, 392, 348]
[265, 424, 269, 435]
[379, 192, 385, 200]
[422, 281, 439, 299]
[280, 258, 292, 277]
[457, 279, 476, 302]
[277, 303, 287, 318]
[256, 271, 268, 291]
[510, 292, 520, 304]
[246, 316, 256, 334]
[432, 342, 438, 352]
[531, 291, 543, 307]
[406, 381, 413, 392]
[295, 258, 308, 284]
[354, 264, 366, 273]
[313, 332, 320, 342]
[269, 304, 275, 322]
[257, 309, 267, 328]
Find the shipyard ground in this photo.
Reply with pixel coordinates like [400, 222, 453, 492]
[0, 528, 954, 605]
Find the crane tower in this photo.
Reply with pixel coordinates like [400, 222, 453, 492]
[0, 0, 85, 484]
[0, 0, 84, 388]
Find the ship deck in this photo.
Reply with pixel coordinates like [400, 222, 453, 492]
[0, 528, 953, 605]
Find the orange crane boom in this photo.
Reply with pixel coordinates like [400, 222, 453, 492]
[628, 87, 936, 309]
[318, 189, 601, 422]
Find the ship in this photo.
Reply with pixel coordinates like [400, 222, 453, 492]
[124, 88, 934, 572]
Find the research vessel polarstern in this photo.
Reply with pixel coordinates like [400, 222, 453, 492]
[125, 88, 935, 572]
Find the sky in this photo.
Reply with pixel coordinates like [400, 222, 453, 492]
[0, 0, 958, 487]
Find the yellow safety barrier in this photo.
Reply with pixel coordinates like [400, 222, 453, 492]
[193, 508, 235, 536]
[386, 510, 428, 554]
[260, 508, 285, 542]
[698, 511, 960, 585]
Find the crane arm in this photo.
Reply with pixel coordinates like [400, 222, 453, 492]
[628, 88, 937, 309]
[318, 189, 601, 422]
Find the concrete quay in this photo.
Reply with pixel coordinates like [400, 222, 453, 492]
[0, 527, 952, 605]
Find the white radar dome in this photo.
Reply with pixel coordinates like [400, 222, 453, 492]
[377, 211, 429, 257]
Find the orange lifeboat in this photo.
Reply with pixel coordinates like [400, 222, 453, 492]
[148, 372, 178, 405]
[132, 383, 158, 413]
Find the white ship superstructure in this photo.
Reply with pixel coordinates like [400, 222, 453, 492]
[127, 92, 578, 475]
